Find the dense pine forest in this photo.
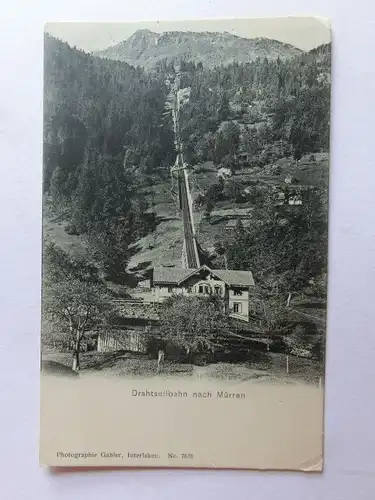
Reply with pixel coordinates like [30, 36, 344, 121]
[177, 44, 330, 166]
[44, 34, 175, 281]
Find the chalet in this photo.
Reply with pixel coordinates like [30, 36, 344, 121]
[272, 185, 303, 206]
[288, 194, 303, 205]
[275, 191, 286, 205]
[284, 174, 298, 185]
[137, 279, 151, 289]
[217, 167, 232, 179]
[151, 265, 255, 322]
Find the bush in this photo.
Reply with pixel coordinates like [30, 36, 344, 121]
[65, 223, 80, 236]
[268, 164, 282, 175]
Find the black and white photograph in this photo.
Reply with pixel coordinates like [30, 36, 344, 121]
[40, 17, 331, 469]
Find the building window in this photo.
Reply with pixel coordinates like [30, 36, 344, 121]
[168, 287, 173, 293]
[198, 285, 204, 294]
[233, 302, 242, 313]
[234, 288, 243, 296]
[214, 286, 221, 295]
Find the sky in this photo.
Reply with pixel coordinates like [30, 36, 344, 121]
[45, 17, 331, 52]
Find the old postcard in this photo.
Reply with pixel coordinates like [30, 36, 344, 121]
[40, 17, 331, 470]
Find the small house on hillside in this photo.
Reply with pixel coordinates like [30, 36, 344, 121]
[137, 279, 151, 289]
[217, 167, 232, 179]
[151, 265, 255, 322]
[275, 191, 286, 205]
[284, 174, 298, 185]
[288, 194, 303, 205]
[273, 185, 303, 206]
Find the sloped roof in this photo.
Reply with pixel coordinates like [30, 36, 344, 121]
[153, 265, 254, 287]
[153, 267, 191, 284]
[212, 269, 255, 287]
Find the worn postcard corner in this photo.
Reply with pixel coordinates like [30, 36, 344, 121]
[300, 455, 324, 472]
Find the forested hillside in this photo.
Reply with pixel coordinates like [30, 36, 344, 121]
[43, 34, 174, 282]
[178, 43, 331, 166]
[44, 33, 330, 304]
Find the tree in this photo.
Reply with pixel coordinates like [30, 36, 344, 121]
[213, 122, 240, 164]
[43, 243, 113, 371]
[252, 291, 294, 338]
[222, 154, 236, 173]
[159, 295, 230, 354]
[204, 199, 214, 222]
[218, 93, 230, 121]
[85, 222, 131, 283]
[43, 278, 113, 371]
[226, 186, 328, 297]
[242, 126, 260, 162]
[194, 132, 215, 162]
[283, 324, 318, 358]
[205, 181, 224, 208]
[223, 178, 243, 202]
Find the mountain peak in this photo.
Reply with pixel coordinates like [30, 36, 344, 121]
[97, 30, 301, 69]
[129, 28, 156, 38]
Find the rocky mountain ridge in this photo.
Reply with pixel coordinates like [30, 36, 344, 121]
[96, 29, 302, 69]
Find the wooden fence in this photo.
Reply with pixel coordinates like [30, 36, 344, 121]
[97, 330, 148, 353]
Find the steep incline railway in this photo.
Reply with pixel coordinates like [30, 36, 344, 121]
[170, 69, 200, 268]
[178, 166, 200, 268]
